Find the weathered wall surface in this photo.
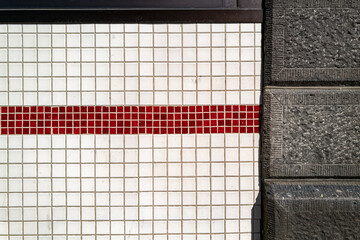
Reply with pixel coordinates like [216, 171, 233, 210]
[262, 0, 360, 239]
[264, 0, 360, 85]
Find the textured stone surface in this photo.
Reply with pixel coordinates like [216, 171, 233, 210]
[264, 0, 360, 85]
[285, 9, 360, 68]
[283, 105, 360, 164]
[262, 88, 360, 178]
[263, 180, 360, 240]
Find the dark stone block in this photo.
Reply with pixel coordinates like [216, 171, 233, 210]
[263, 180, 360, 240]
[264, 0, 360, 85]
[262, 88, 360, 178]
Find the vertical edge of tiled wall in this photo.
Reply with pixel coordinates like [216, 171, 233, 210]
[262, 0, 360, 239]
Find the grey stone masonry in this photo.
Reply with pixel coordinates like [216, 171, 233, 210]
[262, 88, 360, 178]
[264, 0, 360, 85]
[263, 180, 360, 240]
[262, 0, 360, 238]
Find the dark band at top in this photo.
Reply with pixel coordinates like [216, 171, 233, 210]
[0, 0, 262, 23]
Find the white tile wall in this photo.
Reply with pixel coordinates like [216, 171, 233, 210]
[0, 24, 261, 106]
[0, 23, 261, 240]
[0, 133, 260, 239]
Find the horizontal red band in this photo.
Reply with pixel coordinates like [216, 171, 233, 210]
[0, 105, 260, 135]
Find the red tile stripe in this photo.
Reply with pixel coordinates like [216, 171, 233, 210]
[0, 105, 260, 135]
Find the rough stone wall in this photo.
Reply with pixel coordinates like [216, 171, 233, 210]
[262, 0, 360, 239]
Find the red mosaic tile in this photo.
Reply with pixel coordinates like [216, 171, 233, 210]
[0, 105, 260, 134]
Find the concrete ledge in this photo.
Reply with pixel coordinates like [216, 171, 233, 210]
[262, 88, 360, 178]
[264, 0, 360, 86]
[263, 180, 360, 240]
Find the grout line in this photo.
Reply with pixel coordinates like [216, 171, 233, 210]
[79, 24, 83, 240]
[209, 24, 213, 238]
[137, 23, 141, 240]
[166, 23, 170, 240]
[238, 23, 242, 239]
[50, 24, 54, 240]
[224, 24, 227, 240]
[35, 24, 40, 240]
[64, 24, 69, 240]
[21, 24, 25, 240]
[6, 24, 10, 240]
[195, 23, 198, 240]
[151, 24, 156, 240]
[108, 23, 112, 240]
[252, 23, 257, 238]
[180, 23, 184, 240]
[94, 23, 98, 240]
[123, 23, 127, 239]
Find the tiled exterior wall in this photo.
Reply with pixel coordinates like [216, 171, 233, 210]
[0, 24, 261, 240]
[0, 24, 261, 106]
